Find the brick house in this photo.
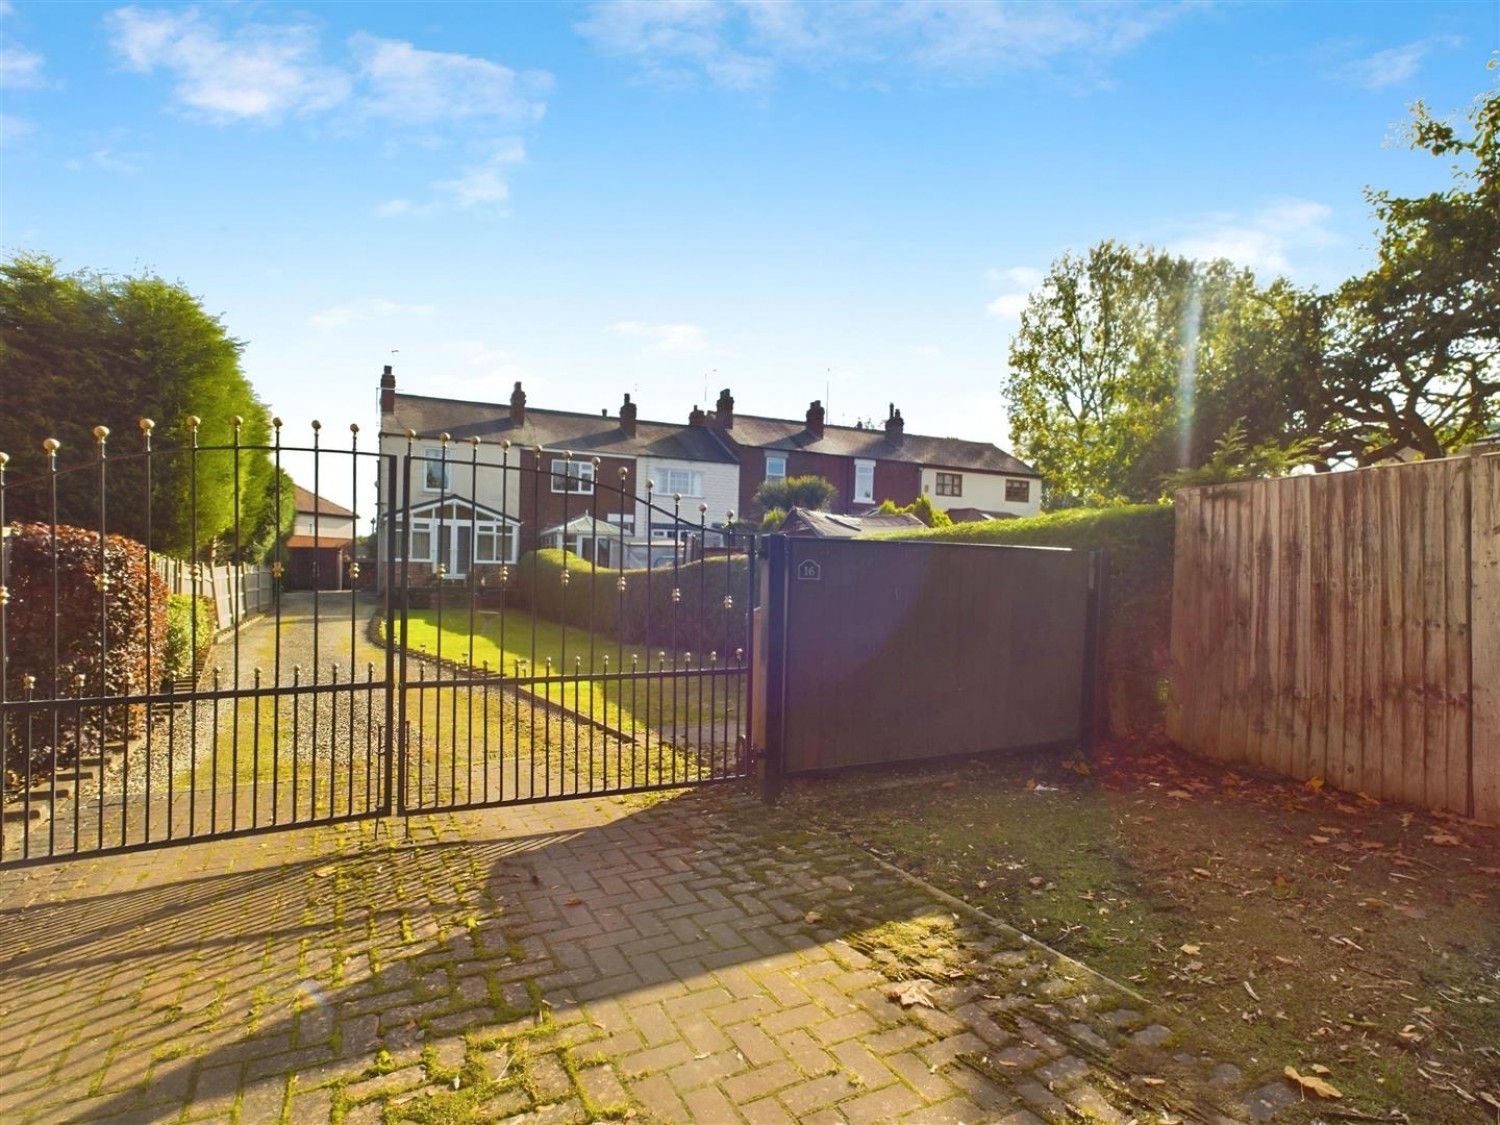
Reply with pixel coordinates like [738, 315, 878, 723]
[377, 370, 738, 581]
[692, 389, 1042, 521]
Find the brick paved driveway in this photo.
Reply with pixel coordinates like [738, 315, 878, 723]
[0, 786, 1259, 1124]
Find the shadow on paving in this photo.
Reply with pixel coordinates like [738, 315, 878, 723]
[0, 786, 1257, 1125]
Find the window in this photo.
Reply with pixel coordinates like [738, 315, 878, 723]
[765, 455, 786, 482]
[423, 448, 449, 492]
[1006, 478, 1030, 503]
[654, 468, 703, 497]
[474, 525, 517, 563]
[935, 472, 962, 497]
[550, 458, 595, 494]
[398, 501, 520, 574]
[853, 459, 875, 504]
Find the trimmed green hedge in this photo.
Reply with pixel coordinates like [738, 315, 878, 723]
[879, 505, 1176, 738]
[163, 594, 213, 684]
[514, 549, 750, 659]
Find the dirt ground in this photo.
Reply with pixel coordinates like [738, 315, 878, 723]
[785, 739, 1500, 1124]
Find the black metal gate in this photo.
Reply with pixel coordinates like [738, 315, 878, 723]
[0, 423, 754, 867]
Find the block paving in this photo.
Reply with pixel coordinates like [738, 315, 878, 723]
[0, 785, 1275, 1123]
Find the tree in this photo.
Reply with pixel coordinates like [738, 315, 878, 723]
[753, 474, 838, 514]
[1317, 77, 1500, 463]
[0, 255, 284, 558]
[1004, 243, 1322, 506]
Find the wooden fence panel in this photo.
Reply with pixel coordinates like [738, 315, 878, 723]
[1474, 454, 1500, 825]
[1172, 452, 1498, 823]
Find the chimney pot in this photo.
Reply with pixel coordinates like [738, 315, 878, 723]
[715, 388, 735, 430]
[806, 400, 825, 440]
[620, 393, 638, 438]
[689, 405, 706, 427]
[379, 365, 396, 415]
[885, 404, 905, 447]
[509, 381, 527, 426]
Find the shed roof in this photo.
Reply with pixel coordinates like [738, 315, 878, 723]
[778, 508, 927, 539]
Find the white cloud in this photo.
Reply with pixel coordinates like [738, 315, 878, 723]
[310, 298, 436, 329]
[349, 33, 551, 125]
[1170, 198, 1338, 276]
[612, 321, 706, 354]
[0, 44, 45, 88]
[985, 264, 1043, 320]
[102, 8, 551, 212]
[434, 141, 526, 208]
[577, 0, 1198, 90]
[106, 6, 350, 121]
[1335, 36, 1462, 91]
[66, 147, 145, 174]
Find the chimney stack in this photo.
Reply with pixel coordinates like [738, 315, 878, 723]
[884, 403, 904, 447]
[715, 388, 735, 430]
[689, 405, 706, 427]
[620, 393, 638, 438]
[806, 400, 825, 440]
[509, 381, 527, 426]
[379, 365, 396, 416]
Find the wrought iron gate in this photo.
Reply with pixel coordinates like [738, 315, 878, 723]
[0, 423, 754, 867]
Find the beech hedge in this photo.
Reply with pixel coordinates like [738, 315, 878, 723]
[4, 522, 169, 775]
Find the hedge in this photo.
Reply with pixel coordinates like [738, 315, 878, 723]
[878, 505, 1176, 739]
[513, 549, 750, 659]
[163, 593, 213, 684]
[4, 522, 169, 777]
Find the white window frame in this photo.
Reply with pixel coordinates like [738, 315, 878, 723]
[401, 501, 520, 576]
[654, 467, 703, 497]
[550, 458, 595, 494]
[853, 459, 875, 504]
[936, 472, 963, 497]
[765, 455, 787, 482]
[423, 447, 450, 492]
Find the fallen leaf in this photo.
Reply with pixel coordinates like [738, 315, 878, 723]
[1140, 1076, 1166, 1086]
[1309, 836, 1331, 846]
[1192, 868, 1212, 878]
[563, 898, 583, 907]
[1311, 1064, 1332, 1075]
[1425, 831, 1463, 846]
[803, 911, 823, 924]
[313, 866, 335, 878]
[1478, 1091, 1499, 1114]
[1306, 776, 1325, 791]
[1180, 944, 1201, 956]
[1167, 789, 1192, 800]
[1285, 1066, 1342, 1099]
[888, 980, 937, 1009]
[1244, 981, 1261, 1001]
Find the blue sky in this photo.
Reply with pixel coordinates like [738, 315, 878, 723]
[2, 0, 1496, 460]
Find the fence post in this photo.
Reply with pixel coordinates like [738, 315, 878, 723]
[1080, 550, 1109, 750]
[759, 534, 788, 805]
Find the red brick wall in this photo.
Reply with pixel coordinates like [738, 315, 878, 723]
[517, 449, 636, 551]
[735, 446, 919, 516]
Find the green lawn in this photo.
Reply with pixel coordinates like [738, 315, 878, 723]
[396, 607, 744, 739]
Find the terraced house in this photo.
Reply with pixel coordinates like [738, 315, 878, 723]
[690, 388, 1043, 522]
[376, 370, 1042, 584]
[376, 369, 738, 581]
